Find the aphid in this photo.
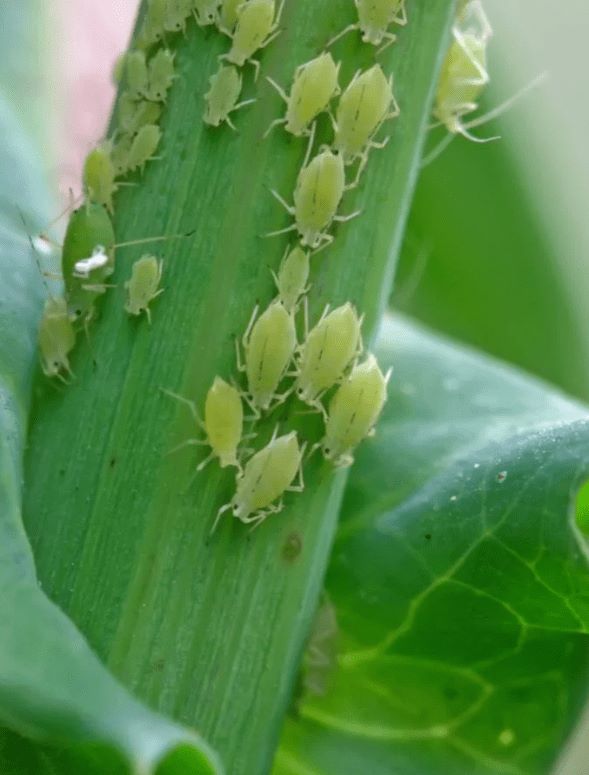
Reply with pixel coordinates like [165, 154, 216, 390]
[213, 430, 304, 531]
[269, 139, 358, 250]
[164, 376, 244, 472]
[111, 134, 134, 177]
[125, 50, 149, 99]
[218, 0, 241, 32]
[273, 245, 310, 313]
[164, 0, 193, 32]
[61, 203, 116, 323]
[138, 0, 167, 48]
[146, 48, 176, 102]
[327, 0, 407, 50]
[82, 143, 117, 213]
[237, 300, 296, 412]
[321, 353, 390, 467]
[112, 52, 126, 85]
[193, 0, 222, 26]
[222, 0, 284, 79]
[265, 52, 340, 138]
[124, 255, 164, 322]
[38, 296, 76, 381]
[333, 65, 399, 182]
[295, 302, 362, 411]
[117, 94, 162, 137]
[126, 124, 162, 173]
[204, 65, 255, 129]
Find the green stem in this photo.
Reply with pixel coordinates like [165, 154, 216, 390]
[25, 2, 456, 773]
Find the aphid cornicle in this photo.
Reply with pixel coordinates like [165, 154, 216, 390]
[193, 0, 222, 26]
[222, 0, 284, 79]
[269, 140, 358, 250]
[38, 296, 77, 381]
[213, 430, 304, 532]
[146, 48, 176, 102]
[218, 0, 241, 32]
[265, 53, 341, 138]
[204, 65, 255, 129]
[125, 50, 149, 99]
[83, 143, 117, 213]
[295, 302, 362, 410]
[238, 300, 297, 412]
[328, 0, 407, 50]
[165, 376, 244, 472]
[321, 354, 390, 467]
[126, 124, 162, 173]
[333, 65, 399, 180]
[61, 203, 115, 323]
[124, 255, 164, 323]
[273, 245, 310, 313]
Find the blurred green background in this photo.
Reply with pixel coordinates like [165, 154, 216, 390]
[394, 1, 589, 771]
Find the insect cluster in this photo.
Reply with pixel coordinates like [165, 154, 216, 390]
[167, 0, 406, 532]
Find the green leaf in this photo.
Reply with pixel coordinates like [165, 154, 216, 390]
[23, 3, 458, 773]
[275, 315, 589, 775]
[0, 27, 221, 775]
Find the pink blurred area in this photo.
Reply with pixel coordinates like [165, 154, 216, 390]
[56, 0, 138, 196]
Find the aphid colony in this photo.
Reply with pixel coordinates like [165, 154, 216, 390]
[36, 0, 416, 531]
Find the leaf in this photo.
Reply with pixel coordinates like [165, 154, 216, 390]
[0, 23, 222, 775]
[23, 3, 458, 773]
[275, 315, 589, 775]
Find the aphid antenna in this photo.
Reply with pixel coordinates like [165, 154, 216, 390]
[461, 71, 547, 132]
[160, 387, 205, 429]
[211, 502, 233, 535]
[420, 132, 456, 168]
[114, 228, 196, 251]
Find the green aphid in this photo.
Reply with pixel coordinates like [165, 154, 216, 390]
[164, 0, 193, 33]
[138, 0, 167, 48]
[204, 65, 255, 129]
[126, 124, 162, 173]
[38, 296, 77, 381]
[124, 255, 164, 323]
[218, 0, 241, 32]
[111, 134, 134, 177]
[61, 203, 115, 324]
[146, 48, 176, 102]
[273, 245, 309, 313]
[82, 142, 117, 213]
[193, 0, 222, 27]
[125, 50, 149, 99]
[117, 93, 162, 137]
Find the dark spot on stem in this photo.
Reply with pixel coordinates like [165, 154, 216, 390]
[282, 531, 303, 562]
[424, 533, 432, 541]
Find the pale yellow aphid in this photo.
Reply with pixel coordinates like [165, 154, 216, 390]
[295, 302, 362, 411]
[204, 65, 255, 129]
[137, 0, 167, 48]
[164, 0, 193, 33]
[126, 50, 149, 99]
[38, 296, 76, 382]
[265, 53, 341, 138]
[273, 245, 310, 313]
[124, 255, 164, 323]
[213, 429, 304, 532]
[146, 48, 176, 102]
[126, 124, 162, 172]
[164, 377, 244, 473]
[222, 0, 284, 79]
[321, 353, 390, 467]
[333, 65, 399, 183]
[269, 134, 359, 250]
[83, 142, 117, 213]
[237, 300, 297, 413]
[218, 0, 242, 32]
[193, 0, 222, 26]
[328, 0, 407, 51]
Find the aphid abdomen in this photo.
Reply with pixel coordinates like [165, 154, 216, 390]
[235, 432, 301, 517]
[204, 377, 243, 467]
[275, 246, 309, 312]
[126, 124, 162, 172]
[83, 144, 117, 213]
[323, 354, 388, 465]
[294, 151, 345, 245]
[228, 0, 275, 66]
[245, 301, 296, 409]
[296, 303, 361, 402]
[285, 53, 340, 135]
[434, 32, 488, 132]
[38, 297, 76, 379]
[124, 255, 163, 320]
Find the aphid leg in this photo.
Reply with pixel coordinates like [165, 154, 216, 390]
[325, 23, 357, 49]
[161, 388, 205, 429]
[333, 209, 361, 224]
[420, 132, 456, 168]
[309, 233, 334, 255]
[266, 75, 288, 103]
[246, 502, 284, 531]
[306, 441, 322, 462]
[376, 32, 398, 56]
[196, 451, 216, 472]
[263, 117, 286, 139]
[265, 223, 297, 239]
[396, 1, 408, 26]
[346, 155, 368, 190]
[225, 115, 238, 132]
[287, 444, 306, 492]
[302, 121, 317, 168]
[167, 437, 208, 457]
[269, 188, 295, 215]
